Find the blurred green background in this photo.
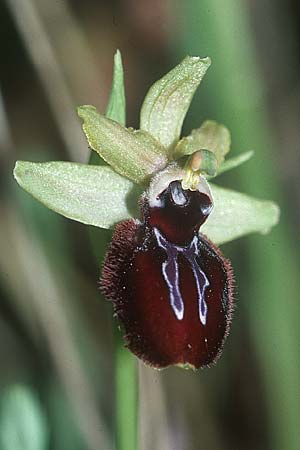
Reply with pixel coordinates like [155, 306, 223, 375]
[0, 1, 299, 449]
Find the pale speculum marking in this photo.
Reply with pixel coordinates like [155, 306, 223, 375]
[153, 228, 209, 324]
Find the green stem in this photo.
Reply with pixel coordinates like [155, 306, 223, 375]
[115, 331, 138, 450]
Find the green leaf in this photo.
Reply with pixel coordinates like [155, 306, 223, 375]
[14, 161, 141, 229]
[0, 385, 48, 450]
[202, 184, 280, 244]
[140, 56, 211, 151]
[173, 120, 230, 165]
[105, 49, 126, 126]
[78, 105, 167, 184]
[217, 150, 254, 175]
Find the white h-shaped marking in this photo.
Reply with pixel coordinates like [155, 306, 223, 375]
[153, 228, 209, 324]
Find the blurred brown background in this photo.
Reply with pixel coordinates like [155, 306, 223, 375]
[0, 1, 300, 450]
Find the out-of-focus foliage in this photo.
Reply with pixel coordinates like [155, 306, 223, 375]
[0, 385, 49, 450]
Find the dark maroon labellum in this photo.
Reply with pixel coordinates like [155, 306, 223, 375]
[101, 180, 234, 369]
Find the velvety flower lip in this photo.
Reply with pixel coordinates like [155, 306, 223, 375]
[100, 176, 234, 369]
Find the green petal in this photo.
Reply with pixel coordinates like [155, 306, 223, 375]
[0, 385, 48, 450]
[140, 56, 211, 151]
[202, 184, 280, 244]
[174, 120, 230, 165]
[14, 161, 141, 229]
[217, 150, 254, 175]
[78, 105, 167, 184]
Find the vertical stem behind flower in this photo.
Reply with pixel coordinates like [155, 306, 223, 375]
[115, 332, 138, 450]
[88, 50, 138, 450]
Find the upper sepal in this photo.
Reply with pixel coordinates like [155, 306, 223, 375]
[140, 56, 211, 151]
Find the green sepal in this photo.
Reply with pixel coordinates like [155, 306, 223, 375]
[140, 56, 211, 151]
[14, 161, 141, 229]
[78, 105, 167, 185]
[14, 160, 279, 243]
[202, 184, 280, 244]
[173, 120, 230, 166]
